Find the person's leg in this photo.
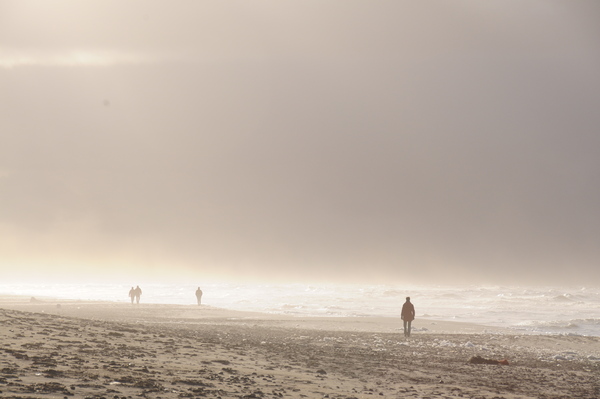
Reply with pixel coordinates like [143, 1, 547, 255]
[403, 320, 408, 336]
[407, 321, 412, 337]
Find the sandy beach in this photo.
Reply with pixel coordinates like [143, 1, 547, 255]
[1, 297, 599, 399]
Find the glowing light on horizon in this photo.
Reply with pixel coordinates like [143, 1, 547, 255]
[0, 49, 157, 69]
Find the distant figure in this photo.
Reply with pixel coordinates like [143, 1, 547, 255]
[128, 287, 135, 304]
[401, 297, 415, 337]
[195, 287, 203, 305]
[134, 285, 142, 304]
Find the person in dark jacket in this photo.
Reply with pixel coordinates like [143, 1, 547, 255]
[195, 287, 203, 305]
[401, 297, 415, 337]
[133, 285, 142, 304]
[128, 287, 135, 304]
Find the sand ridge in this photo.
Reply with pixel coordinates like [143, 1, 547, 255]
[1, 299, 599, 398]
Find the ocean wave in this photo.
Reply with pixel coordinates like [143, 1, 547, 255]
[281, 304, 306, 310]
[515, 318, 600, 336]
[571, 318, 600, 326]
[382, 290, 404, 297]
[552, 294, 575, 302]
[436, 293, 465, 300]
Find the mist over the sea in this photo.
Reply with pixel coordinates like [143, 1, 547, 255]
[2, 283, 599, 336]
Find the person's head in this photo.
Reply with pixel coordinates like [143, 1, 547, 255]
[406, 296, 411, 302]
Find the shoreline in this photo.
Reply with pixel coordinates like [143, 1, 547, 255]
[0, 294, 513, 335]
[2, 284, 598, 337]
[1, 296, 599, 398]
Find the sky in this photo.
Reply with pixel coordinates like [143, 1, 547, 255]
[1, 1, 600, 286]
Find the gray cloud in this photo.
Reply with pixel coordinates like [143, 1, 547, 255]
[1, 1, 600, 285]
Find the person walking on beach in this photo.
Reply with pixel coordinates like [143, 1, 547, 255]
[401, 297, 415, 337]
[195, 287, 203, 305]
[133, 285, 142, 304]
[128, 287, 135, 304]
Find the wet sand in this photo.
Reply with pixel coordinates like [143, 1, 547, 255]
[1, 296, 599, 398]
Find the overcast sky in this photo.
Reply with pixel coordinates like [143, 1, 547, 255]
[1, 1, 599, 285]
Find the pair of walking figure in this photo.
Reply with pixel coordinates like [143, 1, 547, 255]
[401, 297, 415, 337]
[128, 286, 142, 304]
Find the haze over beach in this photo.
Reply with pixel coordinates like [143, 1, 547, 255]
[2, 1, 600, 286]
[3, 3, 600, 398]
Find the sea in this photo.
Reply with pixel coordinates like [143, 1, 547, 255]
[1, 283, 599, 337]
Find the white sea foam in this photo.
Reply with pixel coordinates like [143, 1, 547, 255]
[1, 283, 599, 336]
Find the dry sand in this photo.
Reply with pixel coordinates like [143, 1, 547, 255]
[1, 296, 599, 399]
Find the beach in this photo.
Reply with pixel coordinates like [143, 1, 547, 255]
[1, 297, 599, 399]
